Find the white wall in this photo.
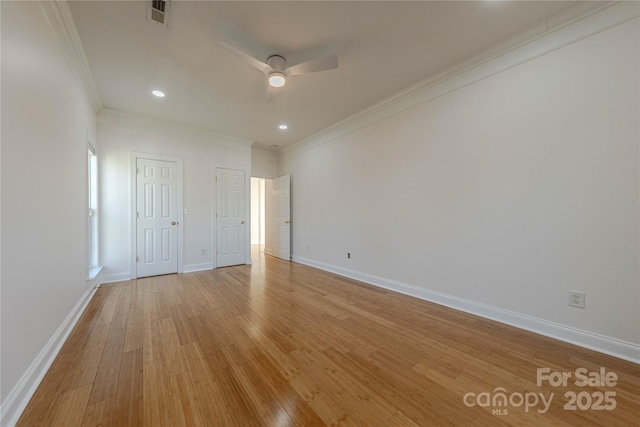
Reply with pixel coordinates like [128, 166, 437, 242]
[279, 15, 639, 356]
[251, 148, 277, 179]
[250, 178, 266, 245]
[251, 178, 260, 244]
[98, 110, 252, 280]
[264, 179, 274, 255]
[259, 179, 265, 245]
[1, 0, 97, 410]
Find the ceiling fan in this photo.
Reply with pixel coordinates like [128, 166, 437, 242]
[217, 40, 339, 103]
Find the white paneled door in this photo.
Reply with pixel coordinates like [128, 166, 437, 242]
[273, 175, 291, 261]
[216, 168, 246, 267]
[136, 158, 178, 277]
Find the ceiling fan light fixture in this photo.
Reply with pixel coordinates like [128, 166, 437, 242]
[268, 72, 286, 88]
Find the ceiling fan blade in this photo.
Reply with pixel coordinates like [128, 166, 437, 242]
[265, 84, 279, 104]
[217, 41, 272, 75]
[286, 54, 338, 76]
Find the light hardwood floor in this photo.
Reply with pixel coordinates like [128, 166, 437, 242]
[18, 249, 639, 426]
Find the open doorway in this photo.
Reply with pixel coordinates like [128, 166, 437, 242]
[251, 177, 266, 253]
[251, 176, 288, 261]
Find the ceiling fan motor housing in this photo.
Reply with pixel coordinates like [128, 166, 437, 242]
[267, 55, 286, 71]
[266, 55, 287, 88]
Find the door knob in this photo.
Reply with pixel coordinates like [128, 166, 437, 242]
[171, 221, 177, 225]
[241, 220, 245, 224]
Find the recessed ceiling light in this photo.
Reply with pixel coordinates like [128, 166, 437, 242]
[152, 90, 165, 98]
[270, 145, 279, 149]
[279, 124, 288, 130]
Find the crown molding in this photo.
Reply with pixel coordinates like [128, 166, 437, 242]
[282, 1, 638, 158]
[39, 0, 103, 112]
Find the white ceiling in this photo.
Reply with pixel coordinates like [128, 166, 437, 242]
[69, 1, 579, 151]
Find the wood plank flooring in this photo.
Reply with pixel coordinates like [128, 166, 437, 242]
[18, 249, 639, 426]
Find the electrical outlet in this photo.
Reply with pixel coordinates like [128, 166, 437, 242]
[568, 291, 585, 309]
[347, 252, 351, 259]
[201, 248, 207, 256]
[307, 245, 310, 252]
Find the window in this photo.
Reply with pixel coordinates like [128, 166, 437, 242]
[88, 146, 99, 278]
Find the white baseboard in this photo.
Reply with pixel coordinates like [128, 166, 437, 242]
[100, 271, 132, 284]
[264, 248, 273, 255]
[183, 262, 214, 273]
[292, 255, 640, 364]
[0, 285, 98, 426]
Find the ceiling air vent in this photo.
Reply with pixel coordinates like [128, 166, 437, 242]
[148, 0, 169, 26]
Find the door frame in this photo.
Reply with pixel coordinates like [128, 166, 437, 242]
[130, 152, 184, 279]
